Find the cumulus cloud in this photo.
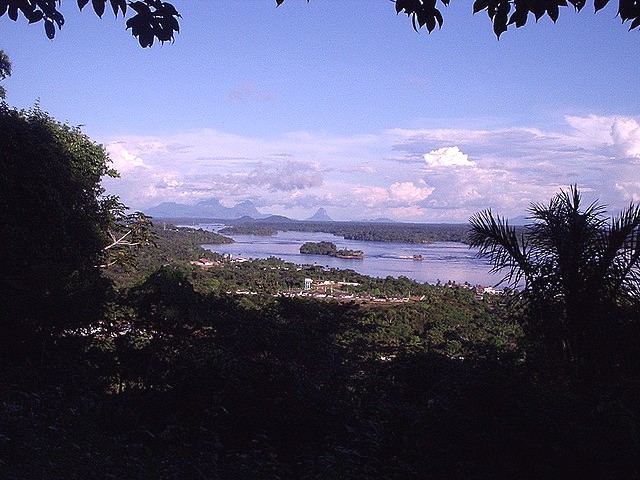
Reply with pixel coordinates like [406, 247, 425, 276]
[106, 142, 149, 173]
[611, 117, 640, 160]
[349, 186, 390, 208]
[564, 114, 614, 147]
[389, 181, 434, 203]
[423, 146, 475, 168]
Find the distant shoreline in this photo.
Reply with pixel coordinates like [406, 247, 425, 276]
[171, 218, 474, 245]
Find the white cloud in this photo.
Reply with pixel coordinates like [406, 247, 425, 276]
[611, 117, 640, 160]
[162, 175, 182, 188]
[390, 181, 434, 203]
[423, 146, 475, 168]
[106, 142, 149, 173]
[246, 161, 324, 191]
[349, 186, 390, 208]
[99, 114, 640, 221]
[564, 114, 614, 147]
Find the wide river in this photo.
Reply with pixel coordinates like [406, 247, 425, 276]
[196, 225, 504, 287]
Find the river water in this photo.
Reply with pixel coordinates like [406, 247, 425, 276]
[197, 225, 505, 287]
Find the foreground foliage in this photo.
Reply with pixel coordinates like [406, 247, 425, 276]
[4, 0, 638, 48]
[0, 105, 115, 355]
[0, 105, 154, 358]
[2, 265, 639, 478]
[470, 186, 640, 376]
[394, 0, 640, 37]
[0, 0, 180, 47]
[0, 49, 10, 99]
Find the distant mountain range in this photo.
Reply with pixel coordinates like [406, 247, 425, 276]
[145, 199, 269, 219]
[144, 198, 525, 224]
[145, 199, 340, 222]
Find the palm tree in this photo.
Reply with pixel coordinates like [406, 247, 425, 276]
[469, 186, 640, 371]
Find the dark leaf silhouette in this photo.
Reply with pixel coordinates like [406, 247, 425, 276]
[7, 3, 17, 21]
[508, 3, 529, 27]
[44, 18, 55, 38]
[1, 0, 179, 47]
[474, 0, 490, 14]
[2, 1, 640, 43]
[92, 0, 105, 18]
[109, 0, 126, 16]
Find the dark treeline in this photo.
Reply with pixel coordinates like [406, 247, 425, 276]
[218, 219, 474, 244]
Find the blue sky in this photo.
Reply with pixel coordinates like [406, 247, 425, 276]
[3, 1, 640, 221]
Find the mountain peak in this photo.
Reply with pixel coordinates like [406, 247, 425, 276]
[307, 208, 333, 222]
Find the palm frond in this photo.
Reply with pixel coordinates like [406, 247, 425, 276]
[601, 203, 640, 298]
[469, 209, 530, 287]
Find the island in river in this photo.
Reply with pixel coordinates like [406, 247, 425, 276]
[300, 241, 364, 259]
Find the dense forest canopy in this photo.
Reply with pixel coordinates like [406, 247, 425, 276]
[4, 212, 640, 477]
[0, 105, 116, 351]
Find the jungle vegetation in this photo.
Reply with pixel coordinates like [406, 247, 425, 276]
[2, 105, 640, 478]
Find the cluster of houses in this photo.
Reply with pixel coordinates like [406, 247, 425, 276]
[188, 255, 250, 268]
[461, 283, 505, 301]
[280, 278, 424, 303]
[189, 256, 506, 303]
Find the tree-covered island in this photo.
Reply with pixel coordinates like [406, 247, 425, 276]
[300, 241, 364, 259]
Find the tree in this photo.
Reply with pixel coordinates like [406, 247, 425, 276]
[0, 49, 11, 99]
[288, 0, 639, 39]
[99, 197, 155, 269]
[394, 0, 640, 38]
[469, 186, 640, 371]
[0, 104, 151, 357]
[2, 1, 639, 46]
[0, 0, 180, 47]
